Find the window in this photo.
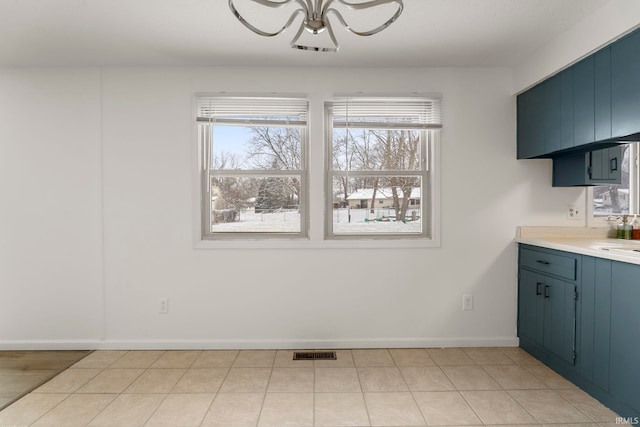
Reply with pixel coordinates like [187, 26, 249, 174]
[197, 96, 308, 239]
[325, 97, 442, 238]
[591, 143, 639, 220]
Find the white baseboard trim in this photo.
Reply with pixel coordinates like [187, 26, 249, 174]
[0, 340, 100, 351]
[0, 337, 519, 351]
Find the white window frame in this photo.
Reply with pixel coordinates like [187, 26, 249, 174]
[197, 95, 309, 240]
[587, 142, 640, 227]
[324, 96, 442, 240]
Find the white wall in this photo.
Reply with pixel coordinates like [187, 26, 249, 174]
[0, 68, 104, 345]
[513, 0, 640, 93]
[0, 65, 589, 349]
[7, 0, 636, 350]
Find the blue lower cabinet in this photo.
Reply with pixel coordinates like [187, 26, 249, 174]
[579, 257, 611, 391]
[543, 277, 576, 365]
[518, 245, 577, 366]
[518, 269, 544, 345]
[610, 261, 640, 414]
[519, 246, 640, 418]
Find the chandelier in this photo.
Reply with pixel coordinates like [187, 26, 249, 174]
[228, 0, 404, 52]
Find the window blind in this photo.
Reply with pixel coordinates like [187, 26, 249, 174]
[329, 97, 442, 130]
[196, 96, 308, 127]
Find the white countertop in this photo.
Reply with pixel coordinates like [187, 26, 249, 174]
[515, 226, 640, 266]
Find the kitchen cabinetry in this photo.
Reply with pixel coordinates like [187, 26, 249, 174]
[559, 70, 574, 152]
[611, 29, 640, 139]
[610, 261, 640, 413]
[517, 83, 544, 159]
[588, 146, 622, 182]
[518, 246, 578, 365]
[516, 73, 573, 159]
[579, 257, 611, 392]
[518, 245, 640, 418]
[543, 74, 562, 154]
[595, 47, 612, 141]
[552, 145, 622, 186]
[573, 56, 594, 147]
[517, 28, 640, 162]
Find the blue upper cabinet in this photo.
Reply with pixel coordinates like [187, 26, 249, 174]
[595, 47, 612, 141]
[612, 29, 640, 139]
[574, 56, 595, 147]
[517, 27, 640, 160]
[516, 73, 570, 159]
[552, 145, 622, 187]
[560, 69, 574, 150]
[543, 74, 562, 154]
[517, 82, 546, 159]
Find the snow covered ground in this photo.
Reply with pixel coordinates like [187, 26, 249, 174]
[210, 208, 422, 234]
[211, 209, 301, 233]
[334, 208, 422, 234]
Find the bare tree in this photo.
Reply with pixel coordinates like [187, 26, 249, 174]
[247, 127, 301, 170]
[214, 150, 243, 170]
[372, 129, 420, 221]
[332, 129, 356, 207]
[245, 126, 302, 206]
[212, 151, 256, 212]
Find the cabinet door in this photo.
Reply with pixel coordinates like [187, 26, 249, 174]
[519, 269, 544, 345]
[543, 277, 576, 365]
[595, 47, 612, 141]
[593, 258, 612, 390]
[611, 29, 640, 138]
[589, 149, 606, 181]
[587, 146, 622, 184]
[560, 68, 574, 151]
[606, 146, 622, 181]
[574, 56, 595, 147]
[553, 147, 621, 187]
[544, 74, 562, 154]
[517, 90, 532, 159]
[610, 262, 640, 412]
[517, 84, 546, 158]
[580, 257, 611, 391]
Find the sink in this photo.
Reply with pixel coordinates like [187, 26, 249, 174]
[599, 245, 640, 255]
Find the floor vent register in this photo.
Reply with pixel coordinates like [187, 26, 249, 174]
[293, 351, 337, 360]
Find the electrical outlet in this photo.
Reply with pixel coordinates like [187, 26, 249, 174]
[567, 205, 582, 221]
[463, 294, 473, 311]
[159, 298, 169, 314]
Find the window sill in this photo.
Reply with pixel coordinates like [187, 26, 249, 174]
[194, 237, 440, 250]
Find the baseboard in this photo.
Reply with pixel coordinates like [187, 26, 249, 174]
[0, 336, 519, 351]
[0, 340, 100, 351]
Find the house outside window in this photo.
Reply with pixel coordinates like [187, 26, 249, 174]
[590, 142, 639, 223]
[325, 97, 442, 239]
[197, 96, 308, 239]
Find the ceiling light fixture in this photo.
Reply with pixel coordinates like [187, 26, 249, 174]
[228, 0, 403, 52]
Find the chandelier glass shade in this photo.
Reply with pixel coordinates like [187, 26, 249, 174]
[228, 0, 404, 52]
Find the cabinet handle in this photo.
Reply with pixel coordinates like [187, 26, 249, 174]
[536, 282, 543, 296]
[544, 285, 550, 298]
[536, 260, 550, 265]
[610, 157, 618, 172]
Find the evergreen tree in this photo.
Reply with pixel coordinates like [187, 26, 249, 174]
[255, 177, 290, 213]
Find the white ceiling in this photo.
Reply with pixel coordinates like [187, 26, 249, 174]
[0, 0, 613, 67]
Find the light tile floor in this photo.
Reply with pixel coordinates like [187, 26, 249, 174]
[0, 351, 91, 412]
[0, 347, 621, 426]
